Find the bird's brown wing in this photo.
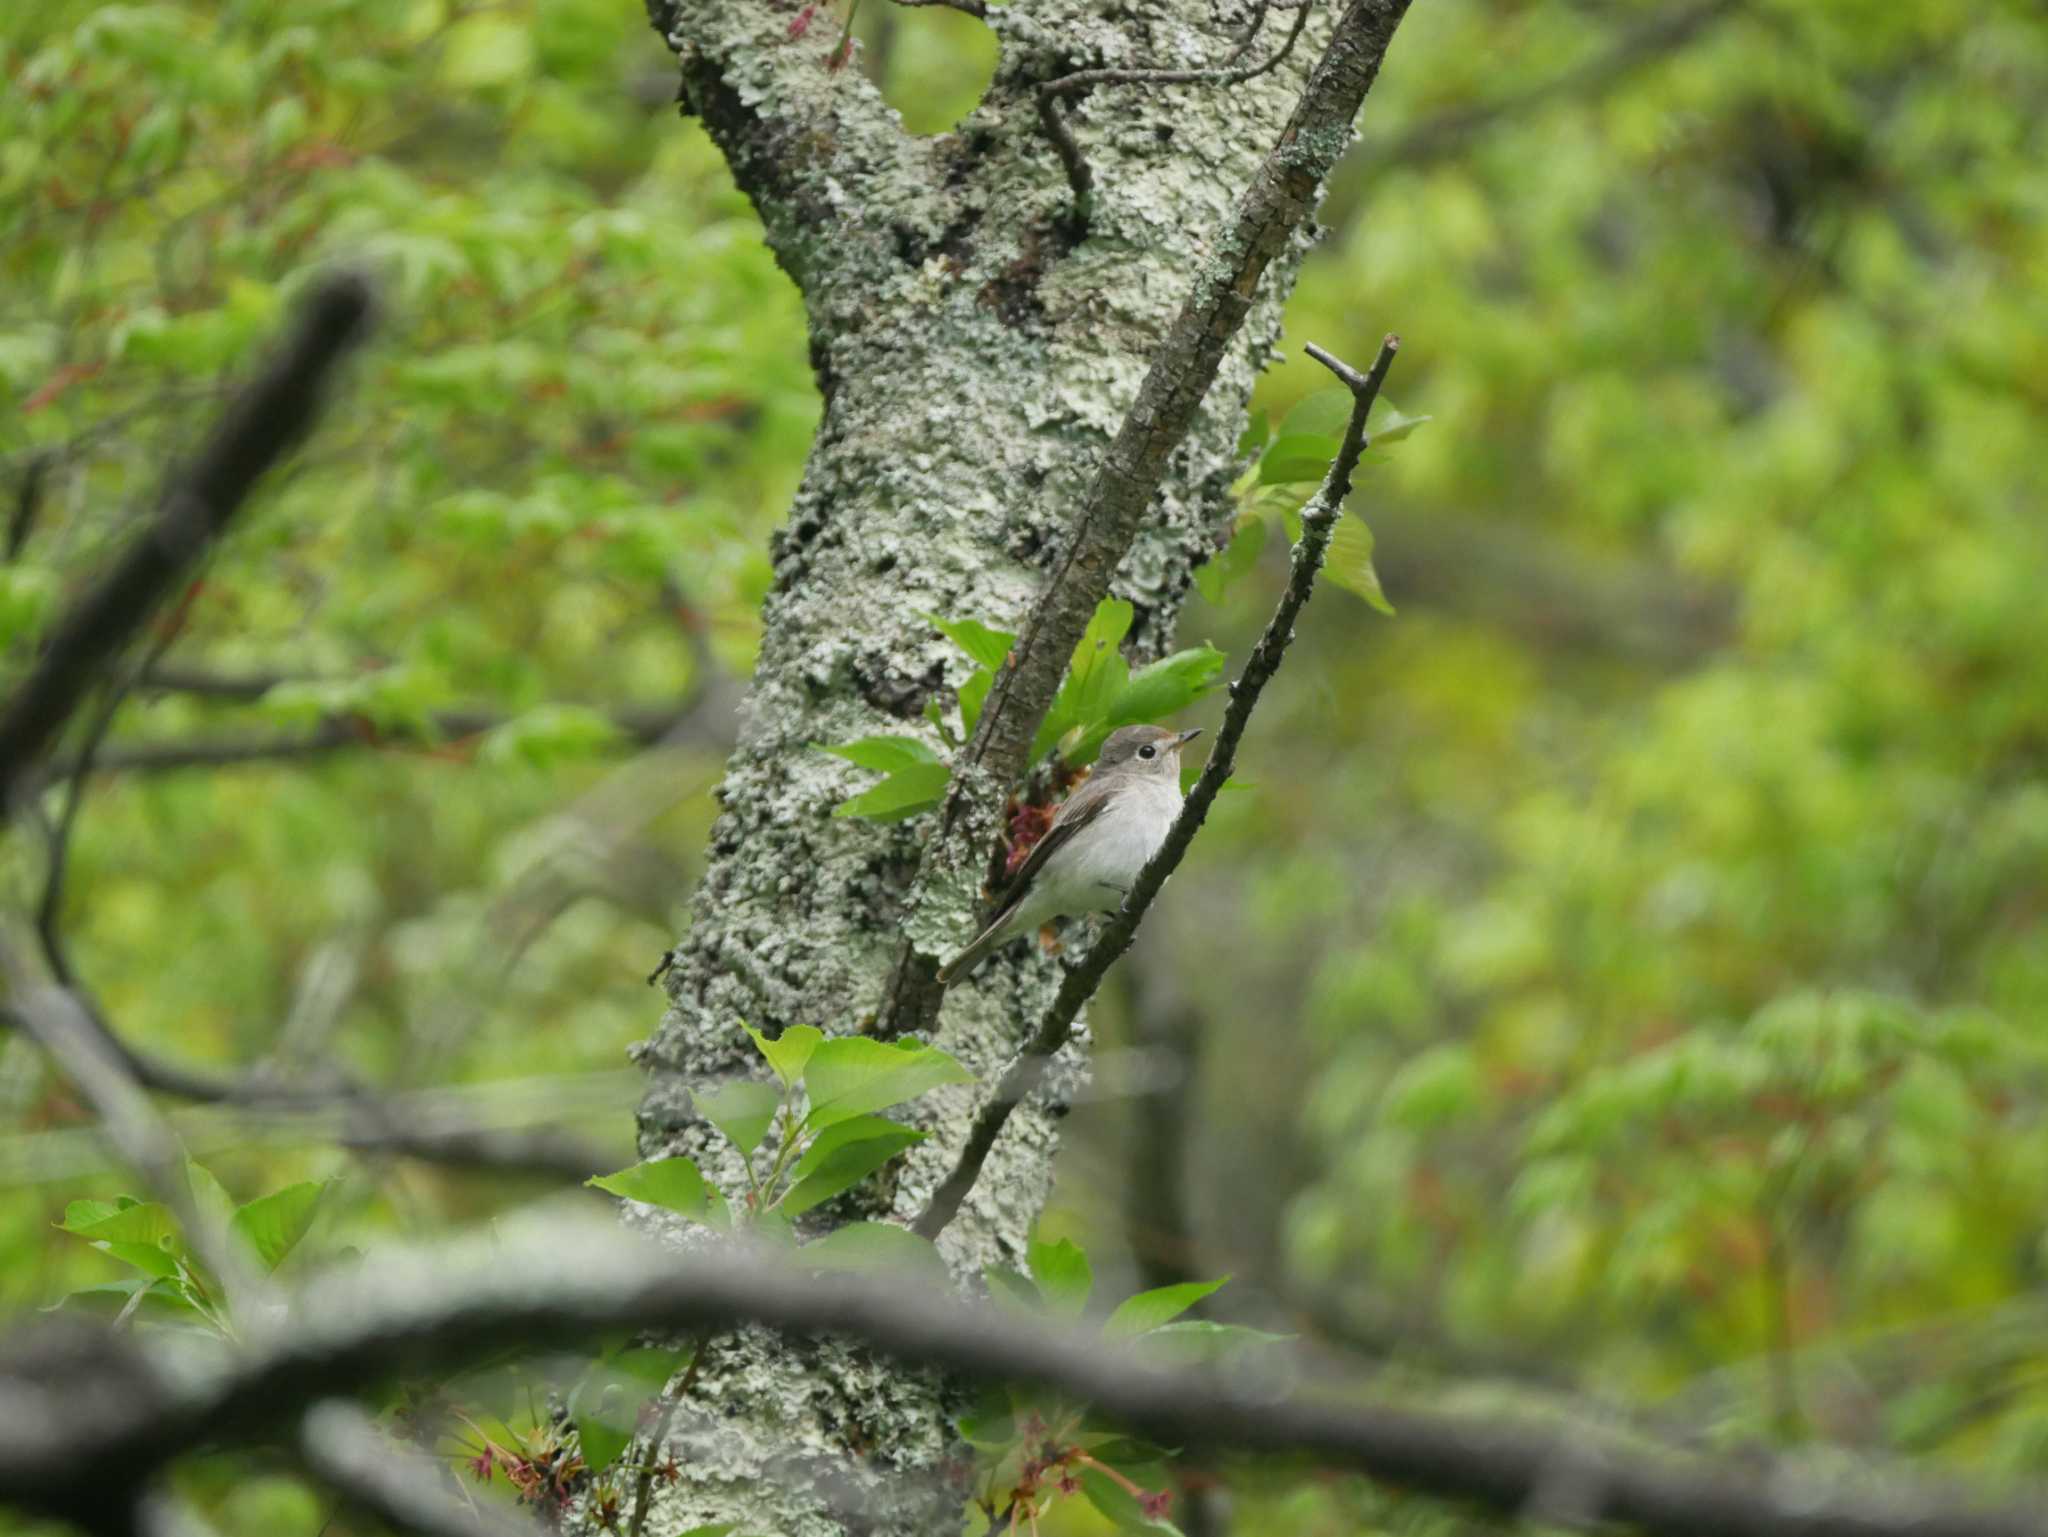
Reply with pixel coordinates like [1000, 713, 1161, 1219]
[994, 783, 1113, 915]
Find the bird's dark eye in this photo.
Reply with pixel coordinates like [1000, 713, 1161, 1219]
[1138, 745, 1156, 759]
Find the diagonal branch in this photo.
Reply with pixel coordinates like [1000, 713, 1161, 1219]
[3, 1216, 2042, 1537]
[882, 0, 1413, 1037]
[913, 337, 1397, 1240]
[0, 273, 374, 809]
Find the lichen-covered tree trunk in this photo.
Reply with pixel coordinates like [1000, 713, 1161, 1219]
[625, 0, 1382, 1529]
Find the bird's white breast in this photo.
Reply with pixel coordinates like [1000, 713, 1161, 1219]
[1033, 777, 1182, 920]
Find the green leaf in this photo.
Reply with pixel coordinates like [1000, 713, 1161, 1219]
[679, 1526, 738, 1537]
[230, 1181, 331, 1271]
[185, 1161, 237, 1239]
[958, 667, 993, 738]
[831, 758, 949, 823]
[983, 1264, 1043, 1315]
[781, 1117, 926, 1217]
[696, 1079, 782, 1157]
[58, 1199, 125, 1233]
[1105, 645, 1226, 731]
[588, 1157, 713, 1220]
[1079, 1468, 1184, 1535]
[1323, 513, 1394, 616]
[746, 1023, 823, 1087]
[1036, 598, 1134, 762]
[1103, 1278, 1227, 1338]
[1132, 1320, 1292, 1366]
[1028, 1235, 1091, 1319]
[800, 1221, 944, 1278]
[1258, 434, 1340, 486]
[928, 613, 1015, 672]
[1280, 387, 1356, 441]
[1193, 513, 1267, 605]
[577, 1414, 631, 1476]
[801, 1039, 972, 1130]
[818, 736, 940, 775]
[1367, 397, 1431, 446]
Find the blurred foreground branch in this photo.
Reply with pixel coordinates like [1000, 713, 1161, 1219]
[0, 274, 375, 806]
[1, 1213, 2041, 1537]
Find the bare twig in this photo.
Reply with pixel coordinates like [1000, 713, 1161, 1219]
[1038, 0, 1313, 229]
[3, 1217, 2042, 1537]
[881, 0, 1413, 1038]
[626, 1336, 710, 1537]
[5, 452, 48, 562]
[0, 272, 374, 807]
[300, 1400, 541, 1537]
[914, 337, 1397, 1240]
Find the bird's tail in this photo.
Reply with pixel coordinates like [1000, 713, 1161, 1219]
[937, 908, 1018, 986]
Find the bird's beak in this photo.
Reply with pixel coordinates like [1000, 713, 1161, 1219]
[1174, 728, 1204, 747]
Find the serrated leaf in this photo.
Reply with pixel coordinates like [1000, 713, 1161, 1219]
[1258, 433, 1340, 486]
[1028, 1235, 1091, 1319]
[230, 1181, 331, 1271]
[928, 613, 1015, 672]
[695, 1080, 782, 1157]
[1103, 1278, 1227, 1338]
[746, 1023, 823, 1086]
[818, 736, 940, 775]
[800, 1221, 944, 1278]
[588, 1157, 712, 1219]
[1323, 513, 1394, 615]
[801, 1039, 972, 1131]
[780, 1117, 925, 1216]
[1079, 1468, 1184, 1535]
[831, 759, 949, 823]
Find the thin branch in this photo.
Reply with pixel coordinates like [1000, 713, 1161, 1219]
[881, 0, 1413, 1038]
[299, 1400, 540, 1537]
[3, 1217, 2042, 1537]
[0, 272, 374, 808]
[0, 1068, 640, 1185]
[1038, 0, 1313, 230]
[5, 451, 48, 562]
[40, 698, 716, 781]
[914, 337, 1397, 1239]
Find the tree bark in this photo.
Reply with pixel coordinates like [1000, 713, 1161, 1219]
[626, 0, 1407, 1529]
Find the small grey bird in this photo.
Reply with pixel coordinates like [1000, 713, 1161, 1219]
[938, 723, 1203, 984]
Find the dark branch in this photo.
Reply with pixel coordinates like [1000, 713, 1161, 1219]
[0, 273, 374, 807]
[882, 0, 1413, 1037]
[4, 1218, 2043, 1537]
[5, 452, 48, 562]
[40, 699, 713, 780]
[914, 337, 1398, 1239]
[1038, 0, 1313, 230]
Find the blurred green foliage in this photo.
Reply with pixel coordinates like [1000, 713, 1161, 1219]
[5, 0, 2048, 1531]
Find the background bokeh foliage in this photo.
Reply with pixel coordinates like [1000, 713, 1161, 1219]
[4, 0, 2047, 1531]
